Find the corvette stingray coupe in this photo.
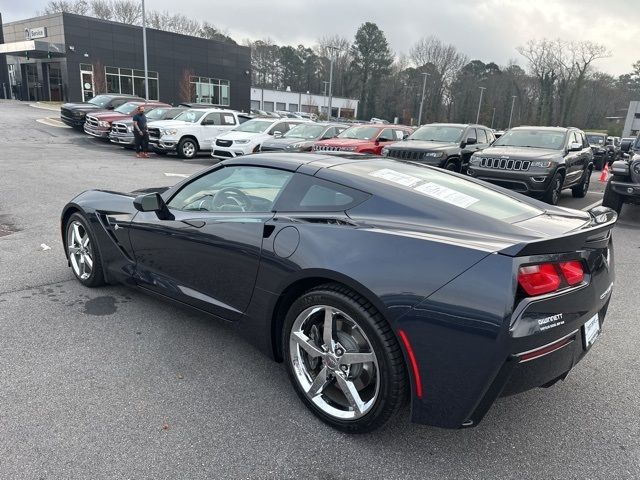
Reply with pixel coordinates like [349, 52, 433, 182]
[61, 153, 616, 432]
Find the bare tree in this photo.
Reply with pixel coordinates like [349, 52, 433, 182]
[41, 0, 90, 15]
[316, 35, 353, 97]
[92, 60, 107, 94]
[89, 0, 113, 20]
[178, 69, 195, 103]
[409, 36, 467, 121]
[111, 0, 141, 25]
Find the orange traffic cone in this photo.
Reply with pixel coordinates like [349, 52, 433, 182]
[599, 163, 609, 183]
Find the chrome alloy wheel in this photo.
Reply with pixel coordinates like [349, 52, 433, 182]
[182, 141, 196, 158]
[289, 305, 380, 420]
[67, 220, 94, 280]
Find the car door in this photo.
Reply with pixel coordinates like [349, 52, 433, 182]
[199, 112, 237, 149]
[128, 165, 294, 320]
[460, 128, 481, 166]
[563, 131, 583, 186]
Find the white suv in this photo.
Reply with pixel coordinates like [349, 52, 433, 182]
[212, 117, 311, 159]
[148, 108, 252, 159]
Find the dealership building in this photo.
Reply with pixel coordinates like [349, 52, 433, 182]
[622, 101, 640, 138]
[0, 12, 251, 110]
[250, 87, 359, 119]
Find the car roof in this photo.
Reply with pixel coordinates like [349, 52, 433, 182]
[511, 125, 571, 133]
[419, 123, 486, 128]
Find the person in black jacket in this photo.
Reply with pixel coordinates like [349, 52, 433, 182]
[132, 105, 149, 158]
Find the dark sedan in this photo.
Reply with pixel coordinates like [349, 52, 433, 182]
[61, 154, 616, 432]
[260, 122, 348, 152]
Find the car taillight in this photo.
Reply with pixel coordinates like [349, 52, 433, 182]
[518, 263, 561, 296]
[559, 261, 584, 285]
[518, 260, 585, 297]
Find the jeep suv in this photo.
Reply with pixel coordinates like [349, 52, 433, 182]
[603, 135, 640, 213]
[314, 125, 413, 155]
[60, 94, 143, 129]
[585, 132, 608, 170]
[466, 126, 593, 205]
[148, 108, 253, 159]
[382, 123, 493, 173]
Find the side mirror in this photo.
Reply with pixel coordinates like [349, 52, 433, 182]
[568, 142, 583, 152]
[133, 193, 173, 220]
[273, 131, 283, 138]
[461, 137, 477, 148]
[377, 137, 392, 143]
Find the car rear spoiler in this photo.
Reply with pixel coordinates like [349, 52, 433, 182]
[499, 206, 617, 257]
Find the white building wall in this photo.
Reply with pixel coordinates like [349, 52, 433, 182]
[250, 87, 358, 118]
[622, 101, 640, 137]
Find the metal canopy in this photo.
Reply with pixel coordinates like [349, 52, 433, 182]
[0, 40, 66, 58]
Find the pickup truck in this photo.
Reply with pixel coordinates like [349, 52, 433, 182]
[148, 108, 253, 159]
[109, 107, 187, 147]
[60, 94, 142, 129]
[84, 100, 170, 139]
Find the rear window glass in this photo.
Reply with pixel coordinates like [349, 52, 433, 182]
[336, 161, 543, 221]
[275, 174, 370, 212]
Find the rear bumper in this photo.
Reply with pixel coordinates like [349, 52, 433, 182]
[398, 241, 614, 429]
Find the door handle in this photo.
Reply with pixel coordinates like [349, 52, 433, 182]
[182, 219, 206, 228]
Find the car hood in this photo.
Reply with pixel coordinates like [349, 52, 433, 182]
[147, 120, 194, 129]
[61, 102, 104, 112]
[316, 138, 370, 147]
[386, 140, 458, 151]
[87, 111, 129, 121]
[217, 131, 266, 140]
[476, 146, 560, 160]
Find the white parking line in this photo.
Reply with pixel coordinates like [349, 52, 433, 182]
[29, 102, 61, 112]
[36, 117, 70, 128]
[163, 173, 190, 178]
[582, 199, 603, 211]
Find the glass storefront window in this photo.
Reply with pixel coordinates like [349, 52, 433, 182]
[106, 74, 119, 93]
[100, 66, 159, 100]
[120, 75, 133, 94]
[189, 75, 231, 106]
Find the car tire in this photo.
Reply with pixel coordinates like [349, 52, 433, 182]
[571, 167, 592, 198]
[283, 283, 407, 433]
[602, 179, 624, 214]
[543, 171, 564, 205]
[177, 138, 198, 159]
[444, 159, 459, 172]
[65, 213, 105, 288]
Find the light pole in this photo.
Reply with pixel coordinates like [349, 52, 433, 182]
[327, 46, 339, 120]
[491, 107, 496, 128]
[322, 81, 329, 119]
[508, 95, 517, 129]
[475, 86, 486, 124]
[418, 72, 429, 126]
[141, 0, 149, 100]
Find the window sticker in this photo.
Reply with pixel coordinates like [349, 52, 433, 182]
[369, 168, 421, 187]
[414, 182, 479, 208]
[224, 115, 235, 124]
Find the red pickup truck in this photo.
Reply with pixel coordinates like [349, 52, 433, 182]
[84, 100, 170, 139]
[313, 124, 413, 155]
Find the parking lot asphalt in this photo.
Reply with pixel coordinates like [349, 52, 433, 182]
[0, 100, 639, 479]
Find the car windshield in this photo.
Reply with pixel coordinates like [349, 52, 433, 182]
[408, 126, 464, 143]
[586, 134, 606, 145]
[338, 126, 380, 140]
[146, 108, 168, 120]
[493, 129, 566, 150]
[88, 95, 111, 108]
[114, 102, 140, 114]
[284, 124, 325, 139]
[339, 160, 544, 222]
[173, 110, 206, 123]
[234, 119, 275, 133]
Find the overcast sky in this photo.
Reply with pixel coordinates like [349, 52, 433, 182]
[2, 0, 638, 75]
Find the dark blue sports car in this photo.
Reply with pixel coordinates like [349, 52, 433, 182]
[61, 153, 616, 432]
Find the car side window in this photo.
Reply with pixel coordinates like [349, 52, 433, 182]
[274, 174, 370, 212]
[270, 122, 288, 135]
[580, 132, 589, 148]
[466, 128, 478, 141]
[476, 129, 488, 144]
[393, 129, 406, 140]
[167, 166, 293, 213]
[378, 128, 395, 142]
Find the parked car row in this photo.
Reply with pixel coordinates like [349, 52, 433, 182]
[62, 95, 603, 206]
